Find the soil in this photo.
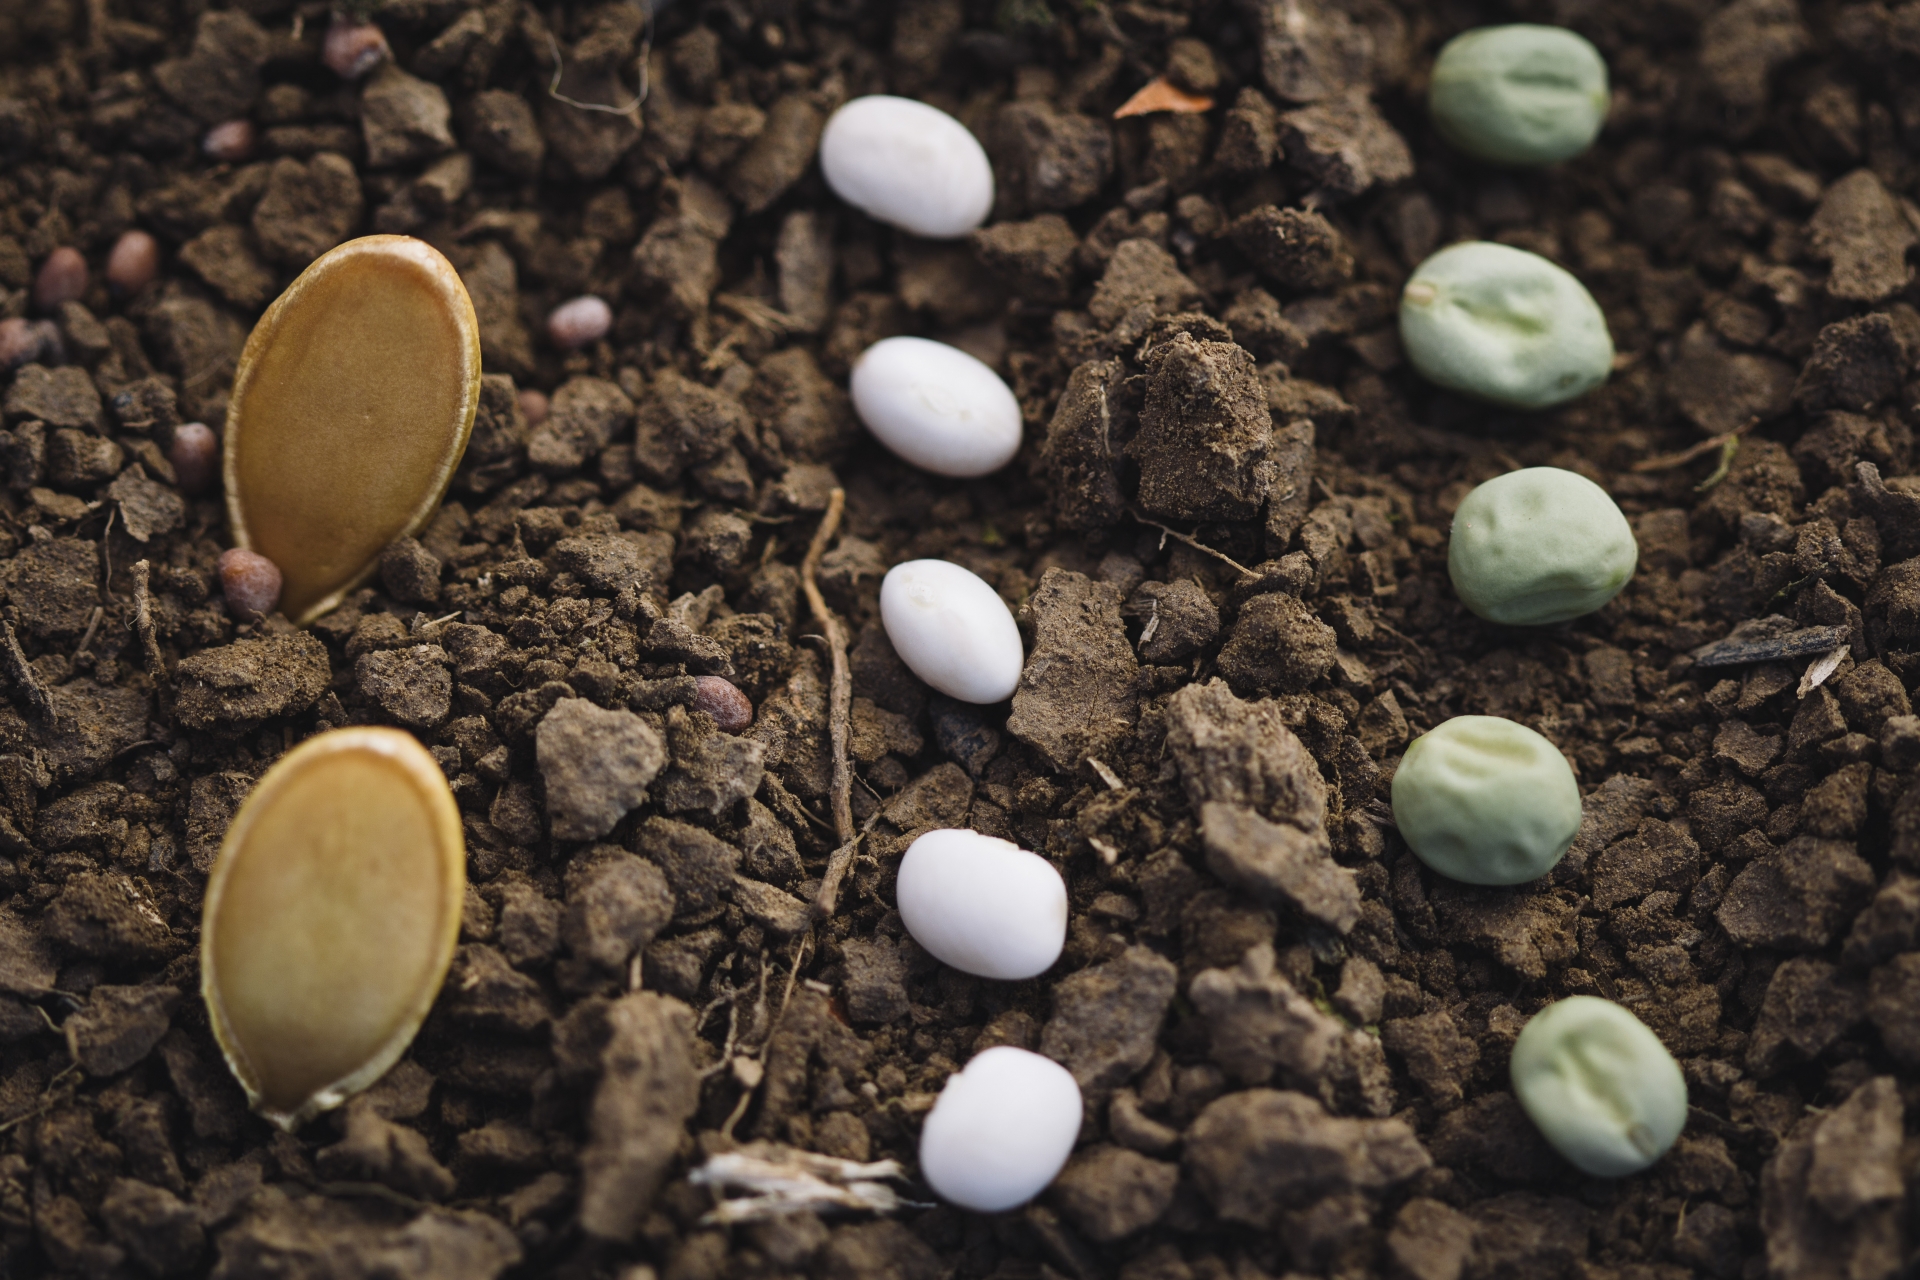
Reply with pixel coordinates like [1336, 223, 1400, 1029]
[0, 0, 1917, 1277]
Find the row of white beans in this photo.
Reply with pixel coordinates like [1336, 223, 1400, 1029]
[814, 96, 1075, 1215]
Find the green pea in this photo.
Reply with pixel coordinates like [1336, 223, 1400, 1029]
[1429, 25, 1609, 166]
[1390, 715, 1580, 885]
[1400, 242, 1613, 409]
[1511, 996, 1687, 1177]
[1449, 467, 1637, 625]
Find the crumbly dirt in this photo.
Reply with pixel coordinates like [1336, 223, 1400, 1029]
[2, 0, 1919, 1277]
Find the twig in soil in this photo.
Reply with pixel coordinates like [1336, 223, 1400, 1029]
[1630, 417, 1756, 475]
[94, 505, 116, 605]
[1, 623, 52, 723]
[691, 1144, 916, 1223]
[814, 809, 882, 926]
[70, 607, 103, 662]
[1126, 509, 1253, 576]
[1087, 757, 1124, 791]
[130, 561, 168, 689]
[1691, 621, 1849, 668]
[800, 488, 855, 854]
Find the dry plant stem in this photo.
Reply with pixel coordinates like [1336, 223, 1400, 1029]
[801, 489, 858, 921]
[1, 623, 51, 722]
[1127, 509, 1253, 576]
[131, 561, 171, 714]
[1630, 417, 1757, 473]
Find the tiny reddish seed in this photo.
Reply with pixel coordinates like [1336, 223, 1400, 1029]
[692, 676, 754, 732]
[34, 247, 88, 311]
[547, 296, 613, 350]
[220, 548, 284, 621]
[170, 423, 219, 495]
[106, 230, 160, 294]
[203, 119, 257, 163]
[518, 389, 550, 426]
[323, 15, 390, 79]
[0, 319, 39, 371]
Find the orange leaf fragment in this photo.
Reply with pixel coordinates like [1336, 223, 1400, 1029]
[1114, 77, 1215, 119]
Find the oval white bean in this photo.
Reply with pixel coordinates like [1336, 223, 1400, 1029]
[897, 829, 1066, 980]
[919, 1047, 1082, 1212]
[880, 560, 1023, 704]
[819, 96, 995, 239]
[851, 337, 1022, 478]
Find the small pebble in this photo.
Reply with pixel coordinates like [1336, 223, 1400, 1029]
[818, 95, 995, 239]
[518, 389, 550, 426]
[1449, 467, 1637, 625]
[1430, 25, 1610, 167]
[323, 14, 390, 79]
[691, 676, 753, 733]
[880, 560, 1024, 705]
[170, 423, 220, 496]
[896, 829, 1066, 980]
[33, 247, 88, 311]
[1511, 996, 1687, 1177]
[0, 318, 45, 371]
[105, 230, 160, 294]
[219, 548, 284, 621]
[547, 296, 613, 350]
[851, 337, 1022, 478]
[919, 1046, 1082, 1212]
[202, 119, 257, 163]
[1399, 241, 1612, 409]
[1391, 715, 1581, 885]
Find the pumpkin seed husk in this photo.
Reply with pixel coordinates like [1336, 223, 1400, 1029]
[224, 235, 481, 625]
[201, 726, 465, 1130]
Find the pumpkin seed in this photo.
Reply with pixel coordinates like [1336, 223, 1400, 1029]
[201, 726, 465, 1129]
[224, 235, 481, 624]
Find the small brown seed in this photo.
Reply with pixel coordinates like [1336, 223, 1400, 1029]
[34, 247, 87, 311]
[106, 230, 160, 294]
[170, 422, 219, 495]
[692, 675, 754, 732]
[518, 388, 550, 426]
[323, 15, 390, 79]
[225, 235, 481, 624]
[203, 119, 257, 162]
[220, 547, 284, 620]
[201, 726, 465, 1128]
[547, 295, 612, 349]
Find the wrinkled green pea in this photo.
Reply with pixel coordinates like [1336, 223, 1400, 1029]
[1429, 25, 1610, 166]
[1449, 467, 1637, 625]
[1391, 715, 1581, 885]
[1399, 242, 1613, 410]
[1511, 996, 1687, 1177]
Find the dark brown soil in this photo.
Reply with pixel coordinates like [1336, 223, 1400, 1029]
[0, 0, 1917, 1277]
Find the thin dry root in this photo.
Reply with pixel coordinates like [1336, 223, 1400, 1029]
[691, 1143, 913, 1223]
[800, 489, 858, 919]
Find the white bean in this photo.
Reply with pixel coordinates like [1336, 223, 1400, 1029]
[818, 96, 995, 239]
[897, 829, 1066, 980]
[919, 1047, 1082, 1212]
[880, 560, 1023, 705]
[851, 337, 1022, 477]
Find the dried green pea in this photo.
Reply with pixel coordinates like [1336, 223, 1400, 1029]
[202, 726, 465, 1129]
[225, 235, 481, 625]
[1511, 996, 1687, 1177]
[1429, 25, 1610, 167]
[1399, 241, 1613, 410]
[1448, 467, 1637, 625]
[1390, 715, 1582, 886]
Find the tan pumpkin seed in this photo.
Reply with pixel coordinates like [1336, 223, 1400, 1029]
[201, 726, 465, 1129]
[224, 235, 481, 625]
